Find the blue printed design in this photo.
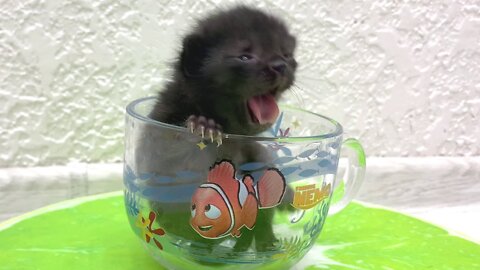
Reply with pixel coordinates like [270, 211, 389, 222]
[123, 112, 341, 202]
[297, 149, 317, 159]
[269, 112, 285, 137]
[124, 164, 136, 182]
[273, 145, 293, 156]
[139, 172, 155, 181]
[123, 164, 204, 203]
[265, 140, 338, 183]
[265, 112, 339, 182]
[124, 190, 140, 216]
[318, 159, 332, 167]
[176, 170, 201, 179]
[298, 169, 319, 178]
[124, 165, 139, 193]
[273, 156, 296, 164]
[327, 142, 340, 150]
[153, 175, 175, 184]
[316, 151, 329, 158]
[239, 162, 267, 171]
[303, 200, 330, 239]
[280, 166, 302, 176]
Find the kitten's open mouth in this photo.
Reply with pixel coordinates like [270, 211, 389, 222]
[198, 225, 213, 232]
[247, 89, 280, 125]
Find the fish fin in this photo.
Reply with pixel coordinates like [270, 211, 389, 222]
[257, 168, 286, 208]
[242, 175, 255, 193]
[208, 160, 236, 184]
[242, 195, 258, 229]
[232, 229, 242, 238]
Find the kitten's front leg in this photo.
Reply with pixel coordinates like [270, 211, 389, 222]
[253, 209, 278, 251]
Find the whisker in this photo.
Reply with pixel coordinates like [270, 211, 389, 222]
[288, 83, 306, 108]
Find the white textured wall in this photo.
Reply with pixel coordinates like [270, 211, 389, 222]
[1, 0, 479, 167]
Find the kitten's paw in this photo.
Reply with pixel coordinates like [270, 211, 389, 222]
[255, 231, 278, 252]
[186, 115, 223, 146]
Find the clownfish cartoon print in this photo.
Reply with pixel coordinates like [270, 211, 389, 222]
[190, 160, 286, 239]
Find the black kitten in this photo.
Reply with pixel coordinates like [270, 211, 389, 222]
[150, 5, 297, 137]
[141, 5, 297, 255]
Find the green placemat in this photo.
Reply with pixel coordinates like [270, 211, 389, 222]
[0, 192, 478, 270]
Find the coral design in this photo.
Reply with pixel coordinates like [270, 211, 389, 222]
[303, 200, 330, 239]
[272, 236, 310, 260]
[279, 127, 290, 137]
[135, 211, 166, 250]
[268, 113, 294, 155]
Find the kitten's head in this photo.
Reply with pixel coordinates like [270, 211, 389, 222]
[179, 6, 297, 135]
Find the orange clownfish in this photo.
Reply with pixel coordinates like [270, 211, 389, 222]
[190, 160, 286, 239]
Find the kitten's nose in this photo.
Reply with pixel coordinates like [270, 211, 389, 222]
[269, 60, 287, 75]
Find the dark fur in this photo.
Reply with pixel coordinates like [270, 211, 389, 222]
[139, 6, 297, 257]
[150, 5, 297, 135]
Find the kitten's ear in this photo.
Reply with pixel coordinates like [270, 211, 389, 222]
[180, 34, 208, 77]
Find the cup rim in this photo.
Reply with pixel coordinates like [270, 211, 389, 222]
[126, 96, 343, 141]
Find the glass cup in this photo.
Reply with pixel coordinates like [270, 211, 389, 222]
[124, 97, 365, 269]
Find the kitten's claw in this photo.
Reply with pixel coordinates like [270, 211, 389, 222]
[185, 115, 223, 146]
[209, 129, 214, 143]
[186, 116, 196, 134]
[216, 131, 223, 147]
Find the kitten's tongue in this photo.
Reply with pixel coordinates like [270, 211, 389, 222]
[247, 93, 279, 125]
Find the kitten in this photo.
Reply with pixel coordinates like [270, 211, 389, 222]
[150, 5, 297, 136]
[138, 5, 297, 255]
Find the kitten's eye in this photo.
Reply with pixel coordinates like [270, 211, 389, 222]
[238, 54, 253, 61]
[283, 53, 292, 59]
[204, 204, 221, 219]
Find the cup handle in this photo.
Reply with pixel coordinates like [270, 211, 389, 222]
[328, 138, 366, 215]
